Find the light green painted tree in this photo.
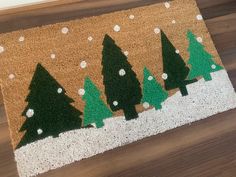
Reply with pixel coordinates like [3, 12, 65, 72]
[187, 30, 223, 81]
[142, 67, 168, 110]
[82, 77, 112, 128]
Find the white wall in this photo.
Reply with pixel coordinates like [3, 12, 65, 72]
[0, 0, 47, 10]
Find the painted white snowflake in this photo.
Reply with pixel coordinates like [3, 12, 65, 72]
[113, 101, 118, 106]
[148, 76, 153, 81]
[172, 20, 176, 24]
[80, 61, 87, 69]
[196, 14, 203, 20]
[0, 46, 4, 53]
[124, 51, 129, 56]
[18, 36, 25, 42]
[8, 74, 15, 80]
[154, 27, 160, 34]
[164, 2, 170, 8]
[211, 64, 216, 69]
[37, 129, 43, 135]
[129, 15, 135, 20]
[175, 49, 180, 54]
[50, 53, 56, 59]
[143, 102, 150, 109]
[113, 25, 121, 32]
[78, 89, 85, 96]
[162, 73, 168, 80]
[197, 37, 203, 43]
[61, 27, 69, 34]
[119, 69, 126, 76]
[57, 88, 63, 94]
[26, 109, 34, 118]
[88, 36, 93, 41]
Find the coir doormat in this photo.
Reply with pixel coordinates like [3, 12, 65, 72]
[0, 0, 236, 176]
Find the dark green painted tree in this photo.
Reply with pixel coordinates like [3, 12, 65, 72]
[17, 63, 82, 149]
[187, 30, 223, 81]
[142, 67, 168, 110]
[161, 30, 196, 96]
[102, 34, 142, 120]
[83, 76, 112, 128]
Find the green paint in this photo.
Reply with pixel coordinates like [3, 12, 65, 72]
[142, 67, 168, 110]
[187, 30, 223, 81]
[161, 30, 196, 96]
[102, 34, 142, 120]
[17, 63, 82, 149]
[82, 77, 112, 128]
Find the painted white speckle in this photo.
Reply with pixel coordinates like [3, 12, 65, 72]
[19, 36, 25, 42]
[0, 46, 4, 53]
[162, 73, 168, 80]
[129, 15, 135, 20]
[78, 89, 85, 96]
[119, 69, 126, 76]
[143, 102, 150, 109]
[61, 27, 69, 34]
[37, 129, 43, 135]
[113, 25, 121, 32]
[196, 14, 203, 20]
[57, 88, 63, 94]
[197, 37, 203, 43]
[211, 64, 216, 69]
[80, 61, 87, 69]
[148, 76, 153, 81]
[9, 74, 15, 79]
[26, 109, 34, 118]
[154, 27, 160, 34]
[113, 101, 118, 106]
[164, 2, 170, 8]
[124, 51, 129, 56]
[175, 49, 180, 54]
[50, 53, 56, 59]
[172, 20, 176, 24]
[88, 36, 93, 41]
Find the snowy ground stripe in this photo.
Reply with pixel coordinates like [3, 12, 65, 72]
[15, 70, 236, 177]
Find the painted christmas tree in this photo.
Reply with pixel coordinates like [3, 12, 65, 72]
[17, 63, 82, 148]
[187, 30, 223, 81]
[161, 30, 196, 96]
[82, 77, 112, 128]
[142, 67, 168, 110]
[102, 34, 142, 120]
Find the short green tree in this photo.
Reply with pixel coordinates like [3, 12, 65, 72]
[82, 77, 112, 128]
[187, 30, 223, 81]
[142, 67, 168, 110]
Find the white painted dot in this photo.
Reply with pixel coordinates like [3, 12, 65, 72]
[50, 53, 56, 59]
[61, 27, 69, 34]
[119, 69, 126, 76]
[162, 73, 168, 80]
[154, 27, 160, 34]
[18, 36, 25, 42]
[211, 64, 216, 69]
[9, 74, 15, 79]
[0, 46, 4, 53]
[129, 15, 135, 20]
[26, 109, 34, 118]
[197, 37, 203, 43]
[196, 14, 203, 20]
[88, 36, 93, 41]
[124, 51, 129, 56]
[164, 2, 170, 9]
[113, 25, 121, 32]
[113, 101, 118, 106]
[80, 61, 87, 68]
[78, 89, 85, 96]
[148, 76, 153, 81]
[175, 49, 180, 54]
[57, 88, 62, 94]
[143, 102, 150, 109]
[37, 129, 43, 135]
[172, 20, 176, 24]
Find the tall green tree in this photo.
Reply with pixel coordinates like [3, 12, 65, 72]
[17, 63, 82, 149]
[102, 34, 142, 120]
[187, 30, 223, 81]
[161, 30, 196, 96]
[142, 67, 168, 110]
[82, 77, 112, 128]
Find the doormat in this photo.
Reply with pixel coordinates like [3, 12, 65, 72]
[0, 0, 236, 176]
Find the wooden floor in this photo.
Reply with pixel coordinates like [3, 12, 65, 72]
[0, 0, 236, 177]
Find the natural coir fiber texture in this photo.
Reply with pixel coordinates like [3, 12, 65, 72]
[0, 0, 226, 152]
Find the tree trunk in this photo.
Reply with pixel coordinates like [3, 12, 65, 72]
[179, 84, 188, 96]
[123, 105, 138, 120]
[203, 73, 212, 81]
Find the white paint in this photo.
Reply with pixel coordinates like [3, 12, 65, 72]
[61, 27, 69, 34]
[113, 101, 118, 106]
[211, 64, 216, 69]
[197, 37, 203, 43]
[50, 53, 56, 59]
[175, 49, 180, 54]
[164, 2, 170, 8]
[80, 61, 87, 69]
[196, 14, 203, 20]
[78, 89, 85, 96]
[26, 109, 34, 118]
[143, 102, 150, 109]
[14, 70, 236, 177]
[129, 15, 135, 20]
[113, 25, 121, 32]
[124, 51, 129, 56]
[119, 69, 126, 76]
[0, 46, 4, 53]
[162, 73, 168, 80]
[37, 129, 43, 135]
[88, 36, 93, 41]
[18, 36, 25, 42]
[148, 76, 153, 81]
[57, 88, 63, 94]
[154, 27, 160, 34]
[9, 74, 15, 79]
[171, 20, 176, 24]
